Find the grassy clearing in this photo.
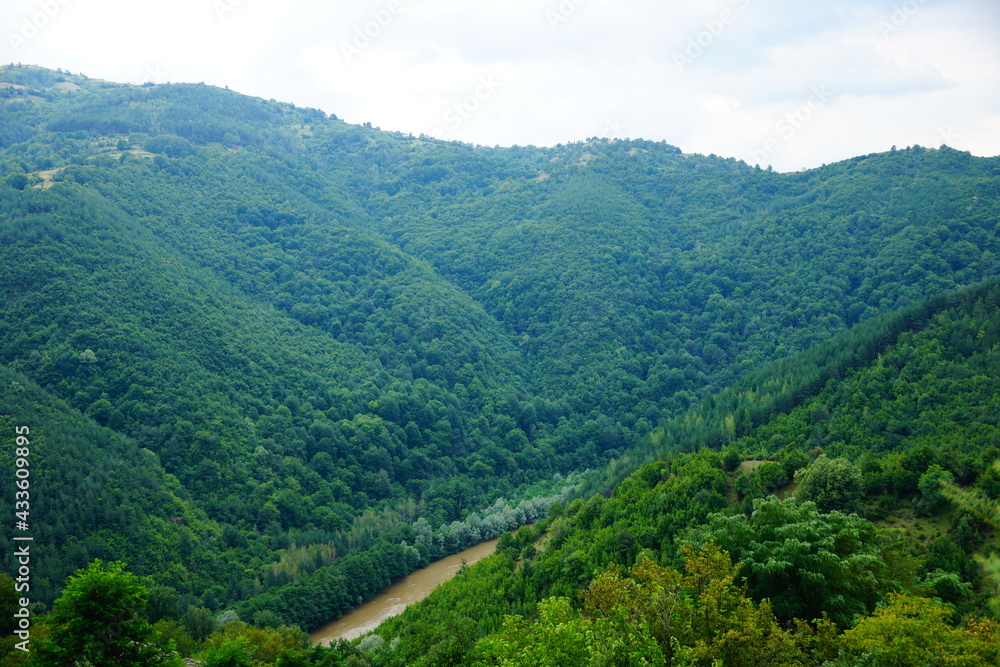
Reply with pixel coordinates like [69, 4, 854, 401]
[30, 168, 64, 189]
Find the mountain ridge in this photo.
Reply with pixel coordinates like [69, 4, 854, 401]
[0, 65, 997, 638]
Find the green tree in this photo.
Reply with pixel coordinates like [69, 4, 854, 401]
[32, 560, 181, 667]
[0, 574, 18, 635]
[918, 464, 955, 514]
[0, 573, 28, 665]
[253, 609, 284, 629]
[794, 455, 864, 513]
[690, 497, 906, 627]
[199, 622, 311, 666]
[941, 461, 1000, 615]
[480, 547, 807, 667]
[836, 593, 999, 666]
[477, 596, 664, 666]
[5, 173, 28, 190]
[202, 638, 252, 667]
[147, 585, 181, 622]
[181, 605, 217, 642]
[674, 545, 806, 667]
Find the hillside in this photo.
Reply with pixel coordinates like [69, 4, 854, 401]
[0, 62, 998, 657]
[353, 281, 1000, 666]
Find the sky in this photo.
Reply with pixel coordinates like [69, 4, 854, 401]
[2, 0, 998, 172]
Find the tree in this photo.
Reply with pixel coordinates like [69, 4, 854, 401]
[5, 173, 28, 190]
[202, 638, 253, 667]
[199, 621, 312, 667]
[481, 547, 807, 667]
[0, 574, 18, 635]
[477, 596, 664, 666]
[0, 573, 28, 665]
[794, 455, 864, 513]
[182, 605, 217, 642]
[674, 545, 806, 667]
[32, 560, 181, 667]
[918, 464, 955, 514]
[690, 497, 906, 627]
[836, 594, 999, 666]
[941, 461, 1000, 615]
[147, 585, 181, 622]
[253, 609, 284, 628]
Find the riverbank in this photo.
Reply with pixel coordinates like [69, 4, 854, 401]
[309, 538, 499, 645]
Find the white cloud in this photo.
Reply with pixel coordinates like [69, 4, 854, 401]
[1, 0, 997, 170]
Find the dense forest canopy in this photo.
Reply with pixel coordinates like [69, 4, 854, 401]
[348, 282, 1000, 667]
[0, 64, 998, 664]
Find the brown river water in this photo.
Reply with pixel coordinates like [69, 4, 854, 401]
[309, 538, 499, 645]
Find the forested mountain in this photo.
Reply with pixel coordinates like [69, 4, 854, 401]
[0, 64, 998, 664]
[349, 280, 1000, 667]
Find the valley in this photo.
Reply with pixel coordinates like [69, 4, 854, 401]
[0, 64, 997, 665]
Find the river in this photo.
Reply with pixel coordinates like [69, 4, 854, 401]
[309, 538, 499, 645]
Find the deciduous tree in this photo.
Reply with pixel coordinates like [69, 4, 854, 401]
[32, 560, 180, 667]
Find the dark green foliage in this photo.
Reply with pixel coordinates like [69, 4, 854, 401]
[723, 287, 1000, 499]
[359, 290, 1000, 665]
[147, 585, 181, 623]
[1, 65, 999, 651]
[918, 464, 956, 514]
[253, 610, 284, 629]
[235, 541, 420, 630]
[182, 606, 217, 642]
[690, 497, 904, 627]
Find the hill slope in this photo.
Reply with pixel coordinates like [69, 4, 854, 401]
[0, 64, 997, 624]
[357, 280, 1000, 666]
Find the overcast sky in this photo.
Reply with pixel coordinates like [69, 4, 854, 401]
[2, 0, 998, 171]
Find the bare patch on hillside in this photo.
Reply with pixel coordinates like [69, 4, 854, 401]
[739, 460, 767, 474]
[31, 168, 63, 189]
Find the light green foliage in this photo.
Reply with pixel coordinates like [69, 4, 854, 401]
[357, 635, 385, 653]
[794, 456, 864, 514]
[673, 545, 807, 667]
[479, 547, 809, 667]
[31, 560, 181, 667]
[478, 596, 664, 666]
[941, 460, 1000, 615]
[202, 638, 253, 667]
[152, 619, 202, 659]
[836, 594, 1000, 666]
[199, 621, 310, 666]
